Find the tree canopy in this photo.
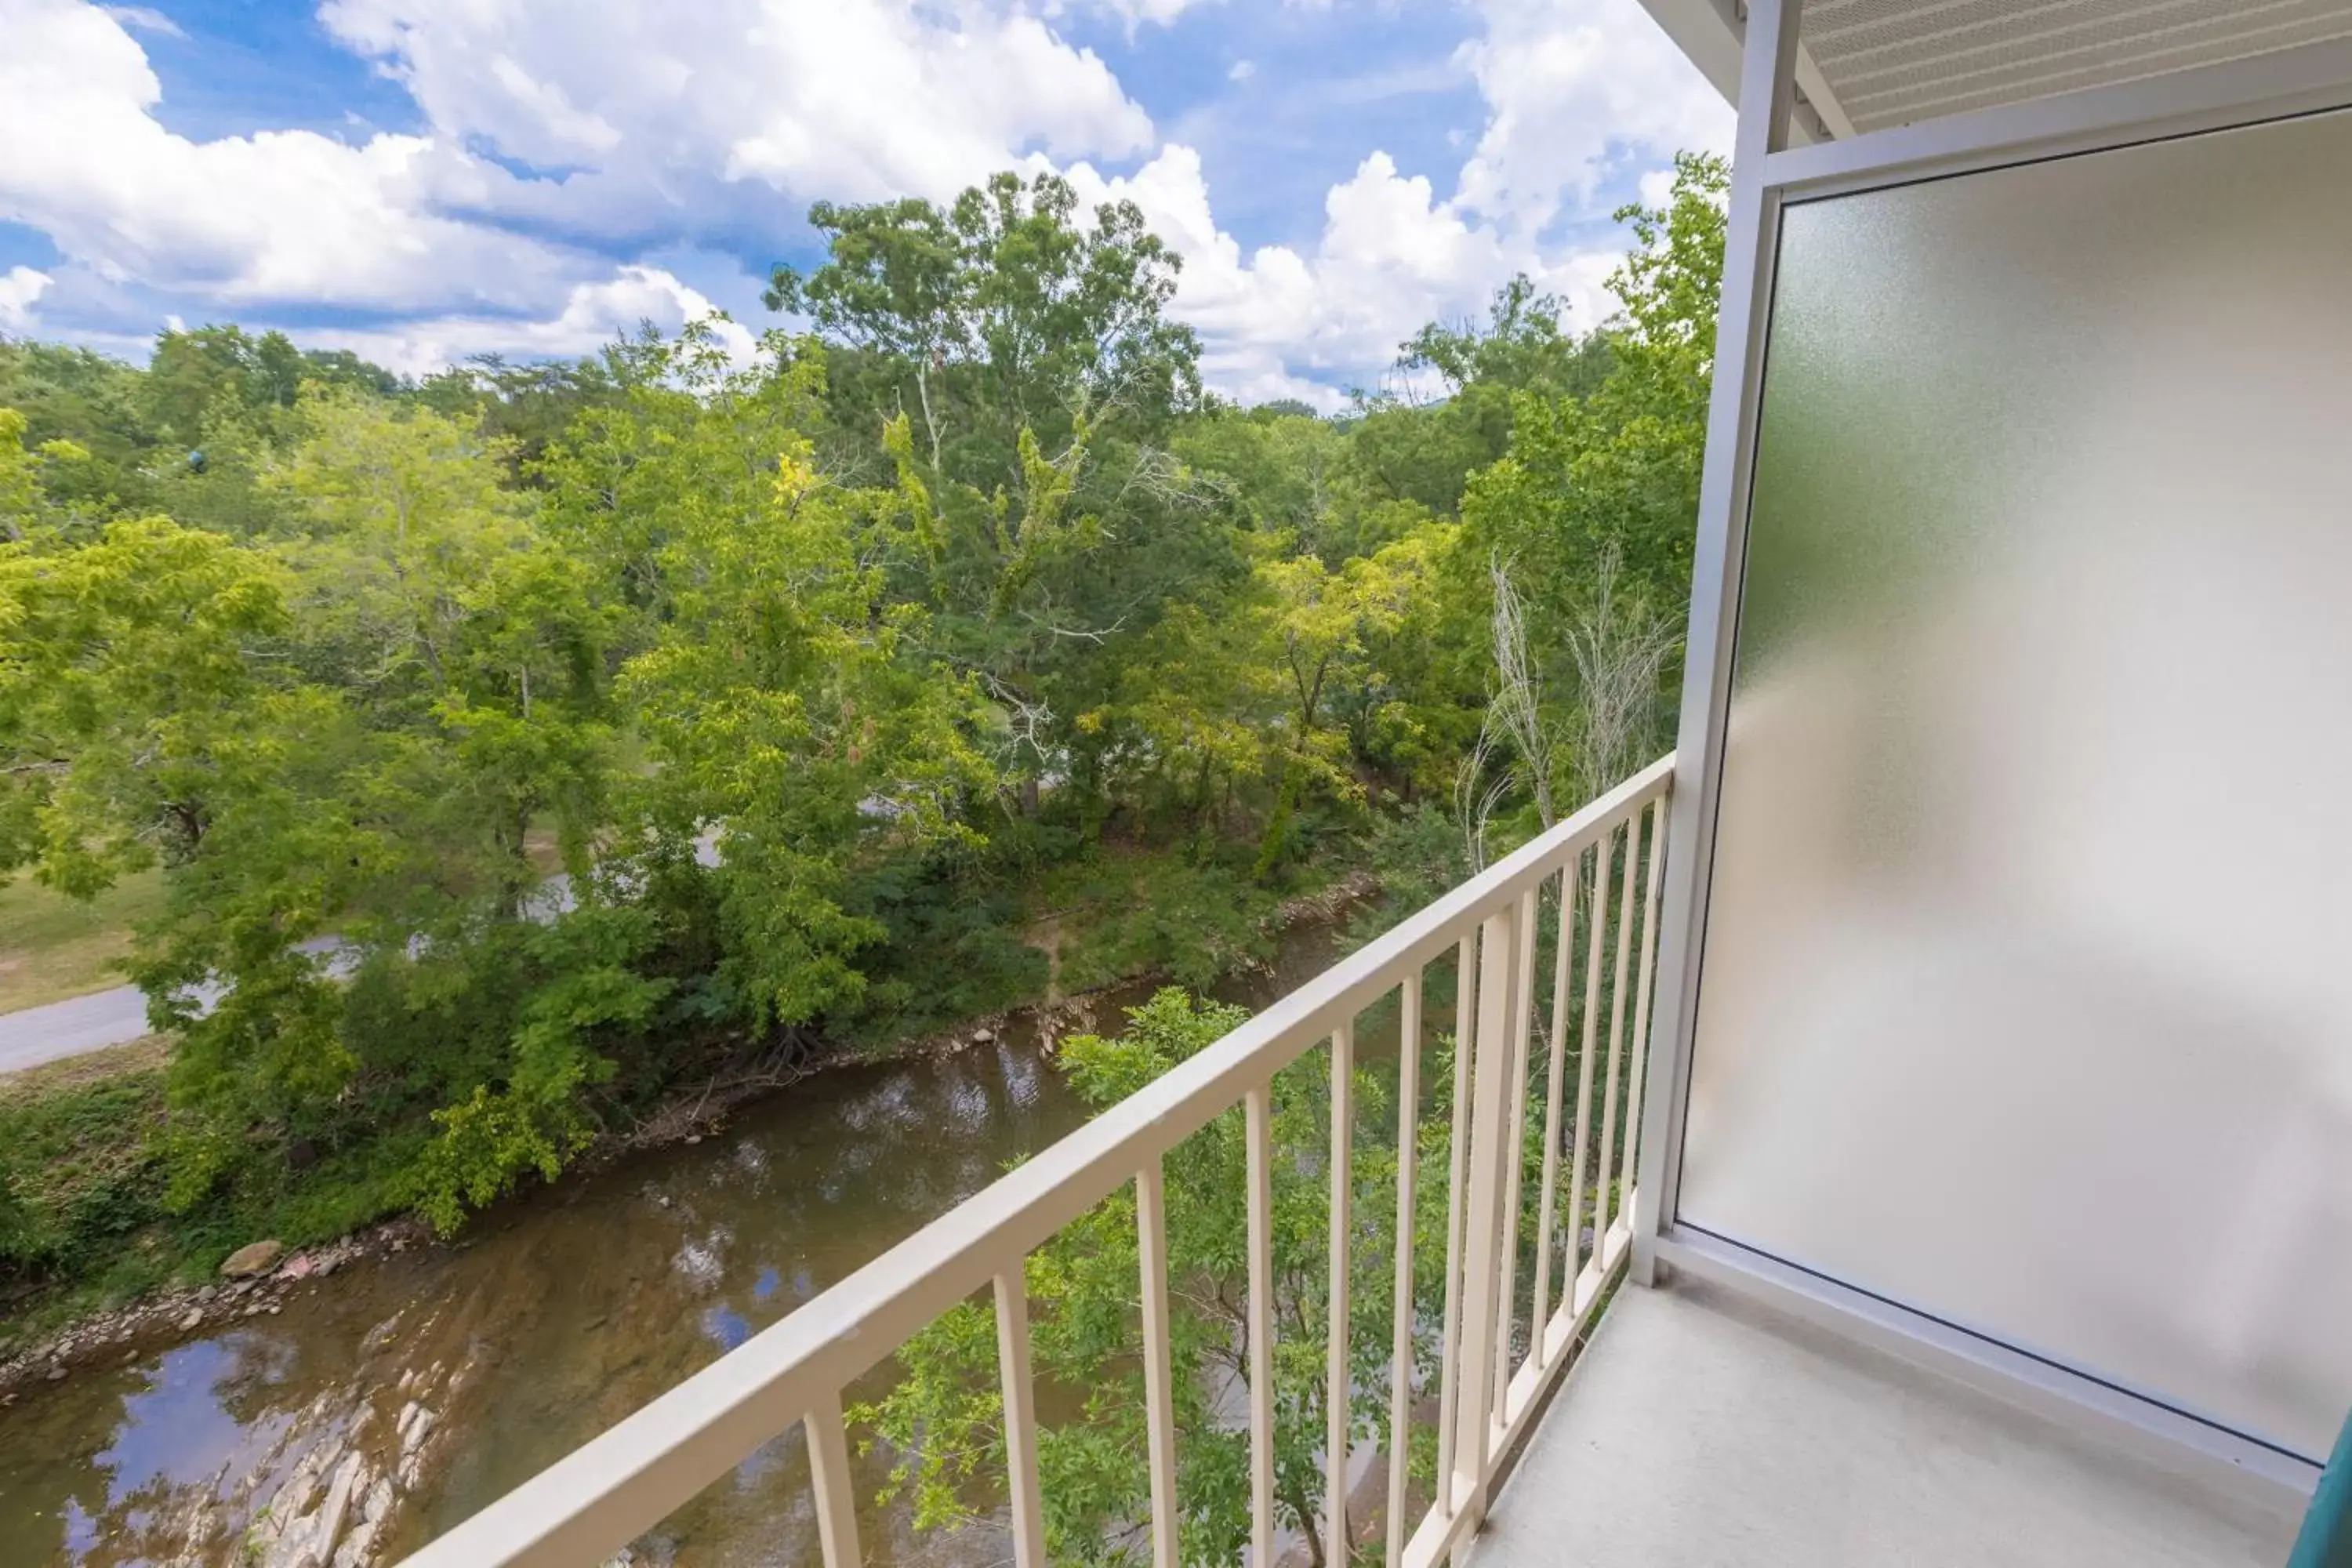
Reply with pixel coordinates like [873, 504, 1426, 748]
[0, 154, 1730, 1546]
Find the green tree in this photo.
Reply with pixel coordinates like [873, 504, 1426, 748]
[770, 172, 1242, 822]
[545, 326, 995, 1031]
[0, 340, 166, 522]
[768, 169, 1202, 462]
[0, 513, 294, 895]
[1463, 154, 1726, 624]
[1247, 526, 1442, 873]
[1457, 151, 1726, 819]
[268, 384, 616, 911]
[0, 405, 89, 539]
[861, 989, 1449, 1566]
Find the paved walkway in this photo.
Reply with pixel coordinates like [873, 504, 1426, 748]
[0, 982, 168, 1074]
[0, 857, 703, 1075]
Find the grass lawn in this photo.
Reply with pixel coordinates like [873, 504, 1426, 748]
[0, 1033, 171, 1102]
[0, 1035, 179, 1346]
[0, 869, 166, 1014]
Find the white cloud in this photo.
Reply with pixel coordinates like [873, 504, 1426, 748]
[1047, 0, 1723, 405]
[320, 0, 1155, 226]
[1452, 0, 1730, 233]
[0, 0, 1156, 363]
[0, 0, 1722, 394]
[0, 266, 53, 332]
[99, 2, 179, 35]
[1062, 146, 1627, 409]
[1228, 59, 1254, 82]
[0, 0, 585, 314]
[1046, 0, 1218, 28]
[304, 264, 757, 378]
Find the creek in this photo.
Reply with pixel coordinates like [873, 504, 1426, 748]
[0, 916, 1385, 1566]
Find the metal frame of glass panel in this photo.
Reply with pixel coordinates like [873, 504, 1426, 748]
[1629, 4, 2352, 1508]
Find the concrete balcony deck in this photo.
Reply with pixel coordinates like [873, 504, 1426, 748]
[1479, 1277, 2302, 1567]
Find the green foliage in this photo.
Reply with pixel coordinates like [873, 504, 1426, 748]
[1464, 154, 1726, 626]
[769, 169, 1201, 448]
[862, 989, 1443, 1565]
[0, 140, 1720, 1315]
[0, 1054, 172, 1293]
[0, 512, 295, 892]
[1457, 151, 1727, 810]
[1055, 858, 1280, 994]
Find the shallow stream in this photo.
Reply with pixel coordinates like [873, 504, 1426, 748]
[0, 918, 1381, 1566]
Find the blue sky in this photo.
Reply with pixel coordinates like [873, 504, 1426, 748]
[0, 0, 1728, 405]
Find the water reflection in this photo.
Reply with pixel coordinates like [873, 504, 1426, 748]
[0, 919, 1357, 1566]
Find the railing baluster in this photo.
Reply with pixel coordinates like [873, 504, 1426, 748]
[1432, 937, 1475, 1515]
[1247, 1082, 1277, 1566]
[807, 1393, 861, 1568]
[994, 1269, 1049, 1568]
[1385, 972, 1422, 1568]
[1136, 1163, 1180, 1568]
[1327, 1022, 1355, 1565]
[1530, 863, 1577, 1356]
[1619, 797, 1671, 1208]
[1450, 902, 1522, 1534]
[1569, 837, 1612, 1298]
[1595, 819, 1642, 1244]
[1490, 885, 1540, 1406]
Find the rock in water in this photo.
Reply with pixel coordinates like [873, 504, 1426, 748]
[221, 1240, 287, 1278]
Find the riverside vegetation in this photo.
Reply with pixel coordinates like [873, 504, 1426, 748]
[0, 153, 1724, 1562]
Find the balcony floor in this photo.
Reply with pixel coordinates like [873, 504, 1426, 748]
[1477, 1275, 2301, 1567]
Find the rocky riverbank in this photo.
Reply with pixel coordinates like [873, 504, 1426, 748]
[0, 1223, 423, 1406]
[0, 877, 1374, 1566]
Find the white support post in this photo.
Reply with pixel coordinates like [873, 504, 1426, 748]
[1594, 821, 1641, 1240]
[1488, 886, 1540, 1410]
[1618, 799, 1669, 1210]
[1384, 972, 1423, 1568]
[1567, 840, 1610, 1300]
[1137, 1163, 1181, 1568]
[994, 1269, 1049, 1568]
[1247, 1083, 1278, 1567]
[1529, 863, 1577, 1357]
[1630, 0, 1803, 1289]
[806, 1394, 862, 1568]
[1327, 1022, 1356, 1565]
[1448, 902, 1522, 1543]
[1432, 938, 1477, 1519]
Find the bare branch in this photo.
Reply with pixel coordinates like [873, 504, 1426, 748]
[1486, 554, 1558, 828]
[1562, 546, 1678, 801]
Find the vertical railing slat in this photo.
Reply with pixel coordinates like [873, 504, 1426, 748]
[1530, 862, 1577, 1354]
[1247, 1082, 1278, 1566]
[1384, 972, 1422, 1568]
[994, 1269, 1049, 1568]
[1489, 886, 1541, 1407]
[1327, 1022, 1356, 1566]
[1568, 838, 1612, 1295]
[1595, 818, 1642, 1243]
[1619, 797, 1671, 1211]
[1432, 937, 1476, 1514]
[1136, 1163, 1181, 1568]
[807, 1393, 862, 1568]
[1450, 902, 1521, 1534]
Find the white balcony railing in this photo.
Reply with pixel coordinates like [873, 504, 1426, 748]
[400, 754, 1675, 1568]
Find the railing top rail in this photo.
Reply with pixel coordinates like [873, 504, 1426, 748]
[400, 751, 1674, 1566]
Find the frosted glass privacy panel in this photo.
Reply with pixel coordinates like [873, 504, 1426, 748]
[1679, 110, 2352, 1461]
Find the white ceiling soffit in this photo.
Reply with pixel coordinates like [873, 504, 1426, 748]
[1639, 0, 2352, 137]
[1635, 0, 1860, 140]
